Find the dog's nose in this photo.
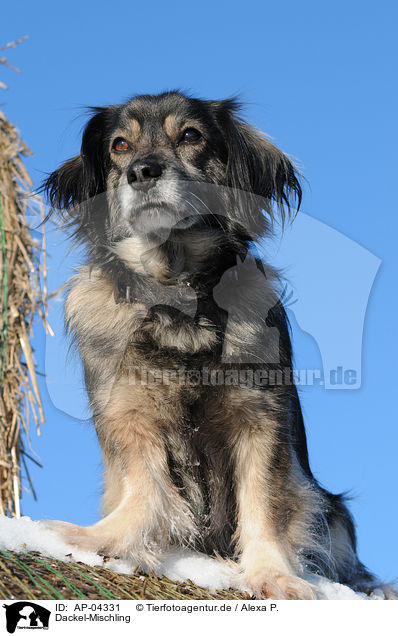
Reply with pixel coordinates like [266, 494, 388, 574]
[127, 160, 163, 187]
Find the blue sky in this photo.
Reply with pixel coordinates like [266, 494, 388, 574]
[1, 0, 397, 582]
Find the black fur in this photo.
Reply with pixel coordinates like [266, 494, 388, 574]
[42, 91, 392, 598]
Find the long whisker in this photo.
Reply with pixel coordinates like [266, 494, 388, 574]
[183, 192, 226, 232]
[178, 197, 213, 228]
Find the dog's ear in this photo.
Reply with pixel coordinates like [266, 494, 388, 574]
[212, 99, 302, 226]
[43, 154, 87, 213]
[43, 107, 117, 223]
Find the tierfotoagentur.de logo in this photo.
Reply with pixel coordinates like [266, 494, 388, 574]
[3, 602, 50, 633]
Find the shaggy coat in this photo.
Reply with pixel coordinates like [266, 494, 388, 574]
[44, 91, 385, 599]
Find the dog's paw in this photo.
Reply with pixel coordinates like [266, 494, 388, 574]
[39, 520, 113, 554]
[245, 570, 316, 600]
[38, 519, 159, 567]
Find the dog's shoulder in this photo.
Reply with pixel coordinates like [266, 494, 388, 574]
[64, 266, 145, 341]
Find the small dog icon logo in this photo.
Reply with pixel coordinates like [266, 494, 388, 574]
[3, 602, 50, 633]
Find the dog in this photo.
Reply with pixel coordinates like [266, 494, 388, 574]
[43, 91, 391, 599]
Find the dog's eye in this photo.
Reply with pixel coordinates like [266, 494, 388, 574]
[179, 128, 202, 144]
[112, 138, 131, 153]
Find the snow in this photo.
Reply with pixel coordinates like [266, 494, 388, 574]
[0, 515, 387, 599]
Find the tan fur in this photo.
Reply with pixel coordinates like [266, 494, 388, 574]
[212, 390, 314, 599]
[58, 267, 355, 597]
[60, 274, 201, 564]
[113, 236, 170, 279]
[163, 113, 180, 140]
[43, 92, 386, 599]
[109, 119, 141, 148]
[163, 114, 205, 145]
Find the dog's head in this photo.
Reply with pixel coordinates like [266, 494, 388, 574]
[44, 91, 301, 280]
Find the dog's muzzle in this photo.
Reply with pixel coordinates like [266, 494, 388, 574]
[127, 160, 163, 191]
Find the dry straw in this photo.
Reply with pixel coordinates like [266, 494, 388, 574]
[0, 40, 248, 602]
[0, 551, 250, 600]
[0, 38, 50, 517]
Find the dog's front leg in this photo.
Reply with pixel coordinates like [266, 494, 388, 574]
[44, 411, 195, 567]
[231, 415, 315, 599]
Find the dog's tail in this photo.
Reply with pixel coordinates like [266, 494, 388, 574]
[320, 490, 398, 599]
[347, 558, 398, 599]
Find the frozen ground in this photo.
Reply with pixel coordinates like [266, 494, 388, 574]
[0, 515, 388, 600]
